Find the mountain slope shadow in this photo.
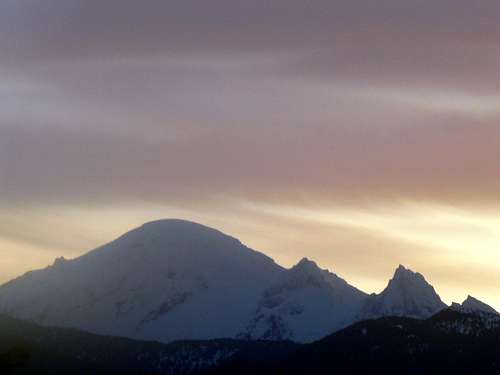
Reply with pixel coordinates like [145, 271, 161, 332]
[208, 309, 500, 375]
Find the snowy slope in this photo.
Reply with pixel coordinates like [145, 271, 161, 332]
[0, 220, 284, 343]
[241, 258, 367, 342]
[359, 265, 447, 320]
[1, 219, 493, 344]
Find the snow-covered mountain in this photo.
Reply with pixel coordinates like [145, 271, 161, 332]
[359, 265, 447, 320]
[451, 295, 499, 315]
[0, 220, 284, 343]
[241, 258, 367, 342]
[0, 219, 488, 344]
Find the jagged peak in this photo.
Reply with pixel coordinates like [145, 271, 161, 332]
[291, 257, 343, 279]
[294, 257, 320, 270]
[360, 265, 446, 320]
[463, 295, 479, 304]
[287, 258, 364, 295]
[393, 264, 423, 279]
[289, 257, 326, 280]
[463, 295, 475, 303]
[381, 265, 446, 306]
[388, 265, 431, 288]
[53, 256, 68, 267]
[460, 295, 498, 315]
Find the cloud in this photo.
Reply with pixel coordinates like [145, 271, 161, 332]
[1, 115, 499, 207]
[1, 1, 499, 93]
[1, 1, 500, 309]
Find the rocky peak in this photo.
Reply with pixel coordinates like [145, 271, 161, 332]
[459, 295, 498, 315]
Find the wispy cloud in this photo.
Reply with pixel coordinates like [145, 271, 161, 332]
[1, 0, 499, 309]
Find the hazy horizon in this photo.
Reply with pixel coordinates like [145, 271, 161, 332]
[1, 1, 499, 310]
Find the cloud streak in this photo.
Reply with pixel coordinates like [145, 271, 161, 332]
[1, 1, 499, 308]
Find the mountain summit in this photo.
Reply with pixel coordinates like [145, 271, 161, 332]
[241, 257, 367, 342]
[452, 295, 499, 315]
[359, 265, 447, 320]
[0, 219, 283, 343]
[0, 219, 478, 344]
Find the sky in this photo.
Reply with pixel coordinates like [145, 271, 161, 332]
[1, 1, 499, 309]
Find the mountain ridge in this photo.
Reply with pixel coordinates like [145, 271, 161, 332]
[2, 309, 500, 375]
[0, 219, 495, 344]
